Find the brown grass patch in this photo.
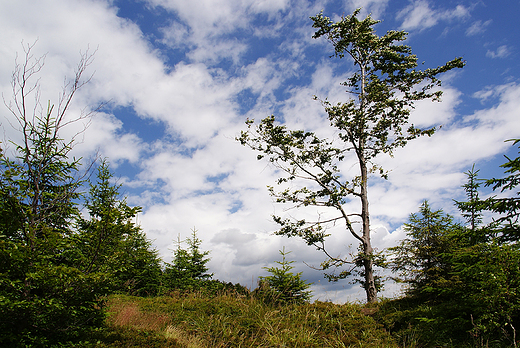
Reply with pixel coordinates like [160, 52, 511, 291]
[106, 297, 170, 331]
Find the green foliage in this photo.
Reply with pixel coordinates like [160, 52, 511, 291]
[311, 9, 464, 161]
[447, 143, 520, 343]
[389, 201, 460, 299]
[375, 297, 475, 347]
[75, 159, 163, 296]
[163, 228, 213, 291]
[387, 211, 520, 345]
[384, 146, 520, 346]
[481, 139, 520, 242]
[0, 44, 162, 346]
[0, 44, 106, 346]
[455, 165, 484, 231]
[449, 243, 520, 342]
[255, 247, 312, 304]
[238, 9, 464, 303]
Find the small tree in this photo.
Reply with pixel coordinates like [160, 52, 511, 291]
[256, 247, 312, 304]
[75, 159, 162, 296]
[239, 9, 464, 303]
[164, 228, 213, 290]
[455, 165, 483, 231]
[481, 139, 520, 242]
[455, 139, 520, 243]
[389, 201, 459, 299]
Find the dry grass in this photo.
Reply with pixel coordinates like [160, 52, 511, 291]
[104, 293, 399, 348]
[164, 326, 206, 348]
[108, 298, 169, 331]
[105, 296, 205, 348]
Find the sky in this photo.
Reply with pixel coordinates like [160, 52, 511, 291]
[0, 0, 519, 303]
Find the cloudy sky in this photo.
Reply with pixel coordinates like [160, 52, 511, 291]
[1, 0, 519, 303]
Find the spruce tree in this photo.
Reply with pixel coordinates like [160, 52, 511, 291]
[164, 228, 213, 290]
[257, 247, 312, 304]
[75, 159, 162, 295]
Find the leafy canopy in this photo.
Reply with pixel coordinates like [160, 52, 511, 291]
[311, 9, 465, 161]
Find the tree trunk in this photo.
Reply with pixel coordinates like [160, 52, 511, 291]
[360, 152, 377, 303]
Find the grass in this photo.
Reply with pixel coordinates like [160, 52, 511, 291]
[96, 291, 398, 348]
[50, 292, 517, 347]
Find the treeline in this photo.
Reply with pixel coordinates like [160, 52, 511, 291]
[0, 118, 255, 345]
[0, 136, 239, 345]
[0, 125, 265, 346]
[379, 140, 520, 346]
[0, 43, 312, 347]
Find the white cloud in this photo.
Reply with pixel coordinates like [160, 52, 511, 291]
[466, 19, 492, 36]
[150, 0, 324, 66]
[0, 1, 249, 150]
[408, 85, 462, 127]
[397, 0, 469, 31]
[241, 57, 284, 97]
[486, 45, 510, 59]
[70, 112, 146, 163]
[148, 0, 278, 64]
[374, 82, 520, 216]
[149, 0, 249, 38]
[397, 0, 438, 30]
[344, 0, 390, 19]
[0, 0, 166, 161]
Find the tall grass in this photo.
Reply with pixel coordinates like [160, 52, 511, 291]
[104, 292, 398, 347]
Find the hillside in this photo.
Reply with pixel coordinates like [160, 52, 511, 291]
[95, 293, 397, 348]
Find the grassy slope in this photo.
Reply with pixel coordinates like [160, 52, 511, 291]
[95, 292, 398, 348]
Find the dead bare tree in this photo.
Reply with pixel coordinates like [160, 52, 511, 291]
[1, 40, 98, 249]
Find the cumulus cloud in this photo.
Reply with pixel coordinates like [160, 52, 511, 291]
[344, 0, 390, 19]
[148, 0, 292, 64]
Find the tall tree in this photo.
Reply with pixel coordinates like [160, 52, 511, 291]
[238, 9, 464, 302]
[0, 42, 104, 345]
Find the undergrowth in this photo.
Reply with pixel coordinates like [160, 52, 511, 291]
[374, 297, 518, 348]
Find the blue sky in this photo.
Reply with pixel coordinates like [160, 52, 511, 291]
[1, 0, 519, 302]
